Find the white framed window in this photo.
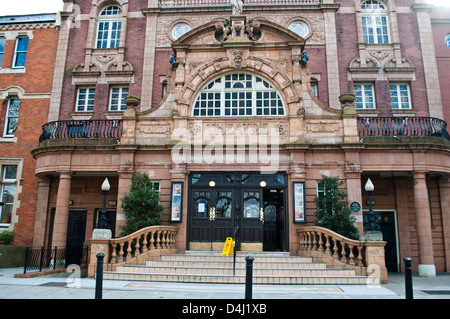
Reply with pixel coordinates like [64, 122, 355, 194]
[76, 87, 95, 112]
[109, 87, 129, 111]
[192, 73, 285, 117]
[390, 84, 412, 109]
[0, 165, 18, 226]
[96, 6, 122, 49]
[311, 82, 318, 97]
[3, 98, 21, 138]
[172, 23, 191, 40]
[0, 37, 5, 68]
[13, 36, 29, 68]
[361, 0, 390, 44]
[354, 84, 375, 109]
[288, 21, 310, 38]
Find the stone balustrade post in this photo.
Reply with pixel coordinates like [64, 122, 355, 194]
[364, 241, 388, 284]
[88, 239, 111, 278]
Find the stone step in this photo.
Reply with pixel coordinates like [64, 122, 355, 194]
[113, 265, 355, 276]
[103, 252, 371, 285]
[103, 272, 370, 285]
[159, 254, 313, 264]
[144, 260, 327, 269]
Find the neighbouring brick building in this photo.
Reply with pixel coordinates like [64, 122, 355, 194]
[27, 0, 449, 278]
[0, 13, 59, 246]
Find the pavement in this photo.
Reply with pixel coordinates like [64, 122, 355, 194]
[0, 267, 449, 301]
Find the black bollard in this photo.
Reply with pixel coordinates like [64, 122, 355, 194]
[403, 257, 413, 299]
[245, 256, 254, 299]
[95, 253, 105, 299]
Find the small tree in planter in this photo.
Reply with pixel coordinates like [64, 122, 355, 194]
[120, 172, 165, 236]
[314, 175, 359, 240]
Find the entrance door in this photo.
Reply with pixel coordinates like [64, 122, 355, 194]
[190, 189, 235, 246]
[263, 189, 283, 251]
[66, 210, 87, 265]
[188, 172, 287, 251]
[363, 210, 398, 272]
[241, 189, 263, 246]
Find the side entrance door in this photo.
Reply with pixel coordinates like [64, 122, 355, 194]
[66, 210, 87, 265]
[363, 210, 398, 272]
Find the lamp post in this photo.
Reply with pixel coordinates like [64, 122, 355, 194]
[364, 178, 379, 232]
[97, 178, 110, 229]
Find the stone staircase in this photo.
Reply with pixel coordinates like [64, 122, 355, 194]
[103, 251, 370, 285]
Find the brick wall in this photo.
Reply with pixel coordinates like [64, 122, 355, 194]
[0, 26, 58, 246]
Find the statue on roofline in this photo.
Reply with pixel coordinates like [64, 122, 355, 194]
[231, 0, 245, 16]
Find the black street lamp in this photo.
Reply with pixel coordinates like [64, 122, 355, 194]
[364, 178, 379, 232]
[96, 178, 110, 229]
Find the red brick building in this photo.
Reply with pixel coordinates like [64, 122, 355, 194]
[0, 13, 59, 246]
[25, 0, 450, 279]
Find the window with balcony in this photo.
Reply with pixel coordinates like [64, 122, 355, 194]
[76, 87, 95, 112]
[361, 0, 390, 44]
[354, 84, 375, 109]
[13, 36, 29, 68]
[109, 86, 128, 111]
[390, 84, 411, 109]
[192, 73, 285, 117]
[3, 98, 20, 138]
[0, 165, 17, 226]
[96, 5, 122, 49]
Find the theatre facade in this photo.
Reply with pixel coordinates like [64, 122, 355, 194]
[31, 0, 450, 276]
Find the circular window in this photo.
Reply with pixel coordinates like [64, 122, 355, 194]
[288, 21, 309, 38]
[445, 34, 450, 48]
[172, 23, 191, 40]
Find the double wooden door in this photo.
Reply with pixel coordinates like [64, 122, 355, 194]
[189, 188, 264, 247]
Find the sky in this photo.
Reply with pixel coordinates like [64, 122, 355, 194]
[0, 0, 449, 16]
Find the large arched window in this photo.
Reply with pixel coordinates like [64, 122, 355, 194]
[96, 5, 122, 49]
[361, 0, 390, 44]
[192, 73, 285, 117]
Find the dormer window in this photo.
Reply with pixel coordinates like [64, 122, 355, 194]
[96, 5, 122, 49]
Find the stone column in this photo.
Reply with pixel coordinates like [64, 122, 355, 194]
[411, 2, 444, 119]
[322, 4, 341, 110]
[438, 177, 450, 272]
[32, 178, 51, 247]
[52, 172, 72, 248]
[413, 171, 436, 277]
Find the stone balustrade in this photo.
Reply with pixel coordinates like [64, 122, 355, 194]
[88, 225, 178, 277]
[297, 226, 388, 283]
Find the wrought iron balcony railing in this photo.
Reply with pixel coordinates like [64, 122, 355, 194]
[159, 0, 322, 7]
[39, 120, 123, 143]
[357, 116, 450, 140]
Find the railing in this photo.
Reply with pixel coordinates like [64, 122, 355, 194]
[298, 226, 374, 268]
[24, 245, 89, 274]
[107, 226, 178, 264]
[39, 120, 123, 142]
[358, 116, 450, 140]
[159, 0, 322, 7]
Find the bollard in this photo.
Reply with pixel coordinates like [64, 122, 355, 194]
[95, 253, 105, 299]
[403, 257, 413, 299]
[245, 256, 254, 299]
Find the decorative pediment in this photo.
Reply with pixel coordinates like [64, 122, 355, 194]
[172, 16, 306, 49]
[348, 57, 380, 73]
[384, 58, 415, 73]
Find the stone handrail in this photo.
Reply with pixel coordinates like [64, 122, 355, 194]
[297, 226, 387, 282]
[88, 225, 178, 277]
[109, 225, 178, 264]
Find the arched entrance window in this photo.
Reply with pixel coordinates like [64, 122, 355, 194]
[192, 73, 286, 117]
